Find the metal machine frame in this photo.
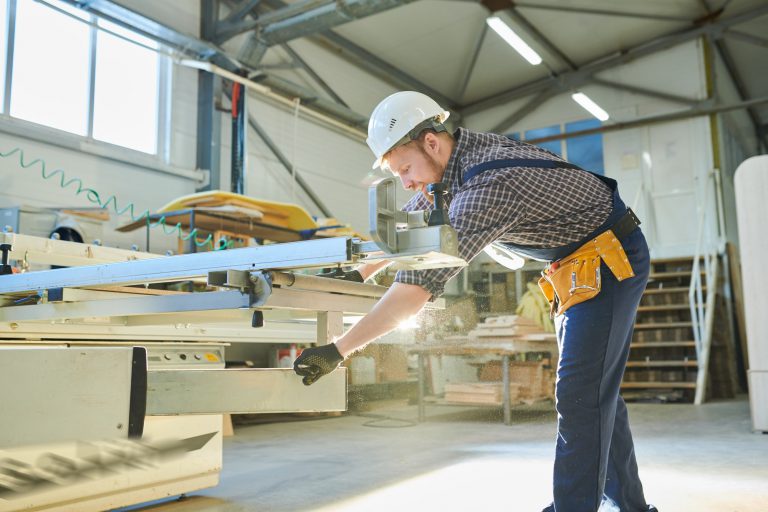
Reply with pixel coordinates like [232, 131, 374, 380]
[0, 183, 465, 510]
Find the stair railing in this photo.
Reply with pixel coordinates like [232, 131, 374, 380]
[690, 169, 725, 404]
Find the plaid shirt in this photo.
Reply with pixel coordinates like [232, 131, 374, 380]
[395, 128, 613, 298]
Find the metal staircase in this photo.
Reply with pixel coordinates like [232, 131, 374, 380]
[622, 257, 703, 401]
[622, 169, 739, 403]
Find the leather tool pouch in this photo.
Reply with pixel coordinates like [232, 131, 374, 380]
[538, 230, 635, 317]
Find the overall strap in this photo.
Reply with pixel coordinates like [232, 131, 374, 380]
[462, 158, 585, 186]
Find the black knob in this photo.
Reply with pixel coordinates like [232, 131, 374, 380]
[426, 183, 449, 226]
[0, 244, 12, 275]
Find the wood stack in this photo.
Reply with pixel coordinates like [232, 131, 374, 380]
[467, 315, 557, 352]
[444, 382, 522, 405]
[478, 360, 555, 402]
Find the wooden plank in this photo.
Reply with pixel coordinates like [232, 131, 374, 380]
[634, 322, 693, 330]
[630, 341, 696, 348]
[443, 382, 521, 406]
[637, 304, 692, 312]
[621, 382, 697, 389]
[643, 286, 706, 295]
[649, 256, 699, 265]
[625, 360, 698, 368]
[648, 270, 705, 279]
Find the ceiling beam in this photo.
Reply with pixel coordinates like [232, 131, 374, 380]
[61, 0, 230, 64]
[458, 22, 488, 101]
[524, 96, 768, 144]
[238, 0, 416, 67]
[461, 3, 768, 116]
[281, 42, 349, 107]
[506, 7, 577, 71]
[698, 0, 765, 149]
[712, 36, 765, 146]
[511, 2, 692, 23]
[214, 0, 329, 43]
[223, 0, 262, 24]
[244, 0, 457, 108]
[723, 29, 768, 49]
[312, 31, 458, 110]
[248, 72, 367, 127]
[64, 0, 368, 137]
[591, 78, 701, 106]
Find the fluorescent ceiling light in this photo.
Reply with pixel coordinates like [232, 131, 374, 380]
[486, 16, 542, 65]
[571, 92, 610, 121]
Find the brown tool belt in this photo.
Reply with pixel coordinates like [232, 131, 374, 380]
[538, 209, 639, 317]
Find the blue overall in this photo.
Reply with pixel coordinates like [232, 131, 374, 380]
[465, 160, 651, 512]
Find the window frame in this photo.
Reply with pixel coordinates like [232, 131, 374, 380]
[0, 0, 171, 166]
[512, 119, 605, 174]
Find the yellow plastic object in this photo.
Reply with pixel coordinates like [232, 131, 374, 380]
[158, 191, 318, 231]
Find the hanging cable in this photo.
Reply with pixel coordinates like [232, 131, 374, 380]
[291, 97, 301, 204]
[0, 146, 232, 250]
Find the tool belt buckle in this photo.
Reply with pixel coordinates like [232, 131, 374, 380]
[537, 229, 634, 317]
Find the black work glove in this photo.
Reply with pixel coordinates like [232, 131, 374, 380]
[316, 267, 364, 282]
[293, 344, 344, 386]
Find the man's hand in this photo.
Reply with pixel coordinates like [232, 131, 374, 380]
[293, 344, 344, 386]
[316, 267, 364, 282]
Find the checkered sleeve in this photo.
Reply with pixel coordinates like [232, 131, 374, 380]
[395, 182, 521, 298]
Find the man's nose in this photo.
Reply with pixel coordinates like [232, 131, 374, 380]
[400, 177, 414, 190]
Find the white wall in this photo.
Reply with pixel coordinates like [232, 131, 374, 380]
[0, 1, 198, 252]
[465, 39, 717, 259]
[218, 94, 376, 232]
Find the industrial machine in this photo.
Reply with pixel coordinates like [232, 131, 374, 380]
[0, 177, 465, 511]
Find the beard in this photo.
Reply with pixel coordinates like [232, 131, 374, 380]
[416, 142, 445, 205]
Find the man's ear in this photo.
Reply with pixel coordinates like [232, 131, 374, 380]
[423, 132, 440, 155]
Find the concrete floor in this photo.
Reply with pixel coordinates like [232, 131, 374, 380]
[126, 397, 767, 512]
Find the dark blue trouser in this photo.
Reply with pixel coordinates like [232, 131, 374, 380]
[546, 228, 651, 512]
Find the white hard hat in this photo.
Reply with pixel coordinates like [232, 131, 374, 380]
[366, 91, 450, 169]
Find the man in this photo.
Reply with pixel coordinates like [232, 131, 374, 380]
[294, 91, 656, 512]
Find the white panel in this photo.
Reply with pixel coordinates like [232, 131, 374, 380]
[0, 346, 135, 447]
[748, 371, 768, 432]
[734, 155, 768, 372]
[604, 128, 654, 243]
[650, 192, 698, 254]
[648, 120, 696, 190]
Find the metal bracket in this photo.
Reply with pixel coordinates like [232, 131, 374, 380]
[206, 269, 273, 307]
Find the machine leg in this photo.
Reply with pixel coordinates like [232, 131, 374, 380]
[503, 354, 511, 425]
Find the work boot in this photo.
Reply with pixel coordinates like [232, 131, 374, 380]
[541, 504, 657, 511]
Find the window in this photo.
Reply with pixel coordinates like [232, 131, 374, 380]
[11, 0, 90, 135]
[93, 20, 159, 153]
[524, 124, 562, 156]
[566, 119, 604, 174]
[513, 119, 605, 174]
[0, 0, 7, 109]
[2, 0, 164, 154]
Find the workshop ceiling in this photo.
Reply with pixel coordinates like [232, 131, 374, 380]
[230, 0, 768, 135]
